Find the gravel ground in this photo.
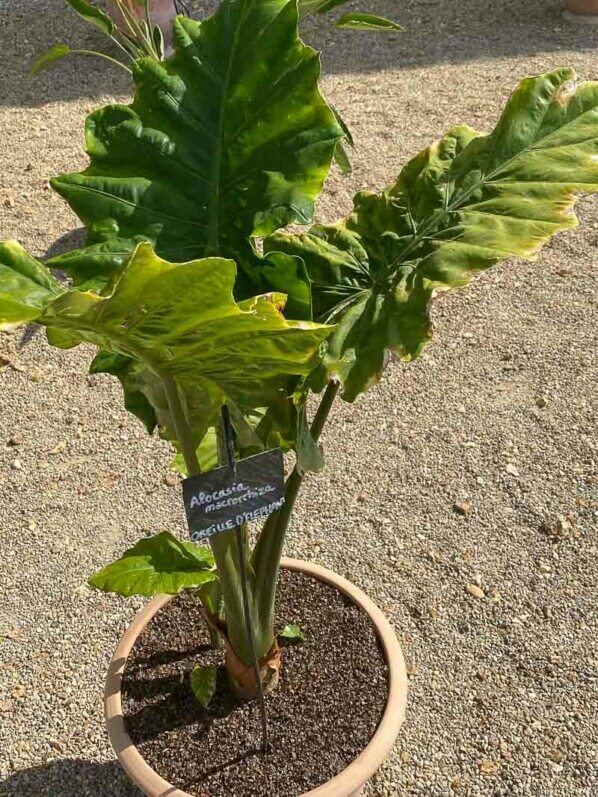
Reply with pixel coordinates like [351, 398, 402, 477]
[0, 1, 597, 796]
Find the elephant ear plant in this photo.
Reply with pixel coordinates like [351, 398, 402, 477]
[2, 0, 598, 705]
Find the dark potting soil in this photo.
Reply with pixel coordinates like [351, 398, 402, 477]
[121, 569, 389, 797]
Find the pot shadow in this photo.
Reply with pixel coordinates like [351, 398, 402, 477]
[2, 0, 597, 109]
[126, 642, 214, 670]
[0, 758, 142, 797]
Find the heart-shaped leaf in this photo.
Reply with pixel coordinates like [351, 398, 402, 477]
[88, 531, 216, 597]
[266, 69, 598, 400]
[190, 665, 218, 708]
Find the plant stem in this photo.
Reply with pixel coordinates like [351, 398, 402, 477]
[250, 380, 340, 655]
[160, 373, 256, 665]
[109, 32, 140, 63]
[117, 0, 157, 58]
[71, 49, 133, 74]
[310, 378, 341, 442]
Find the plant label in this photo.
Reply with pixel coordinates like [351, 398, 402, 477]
[183, 449, 285, 542]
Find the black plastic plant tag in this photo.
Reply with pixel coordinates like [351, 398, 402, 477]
[183, 449, 285, 543]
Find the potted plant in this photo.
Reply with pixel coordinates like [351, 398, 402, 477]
[563, 0, 598, 23]
[3, 0, 598, 793]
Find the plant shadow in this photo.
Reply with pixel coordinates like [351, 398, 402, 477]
[122, 661, 241, 742]
[0, 758, 142, 797]
[43, 228, 86, 262]
[310, 0, 598, 76]
[2, 1, 597, 109]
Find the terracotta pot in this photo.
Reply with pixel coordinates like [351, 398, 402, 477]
[105, 557, 408, 797]
[563, 0, 598, 22]
[106, 1, 177, 49]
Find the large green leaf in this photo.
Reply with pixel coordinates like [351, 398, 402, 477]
[266, 69, 598, 400]
[0, 241, 63, 330]
[49, 2, 342, 296]
[39, 243, 332, 446]
[88, 531, 217, 597]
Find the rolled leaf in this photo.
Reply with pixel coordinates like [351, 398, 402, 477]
[65, 0, 115, 35]
[266, 69, 598, 400]
[299, 0, 348, 15]
[296, 399, 324, 474]
[88, 531, 216, 597]
[50, 1, 343, 294]
[170, 428, 219, 476]
[0, 241, 62, 329]
[39, 243, 333, 447]
[30, 44, 73, 77]
[335, 13, 404, 32]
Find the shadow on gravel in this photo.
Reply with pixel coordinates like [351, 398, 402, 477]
[311, 0, 598, 76]
[2, 0, 597, 108]
[43, 228, 86, 262]
[0, 758, 142, 797]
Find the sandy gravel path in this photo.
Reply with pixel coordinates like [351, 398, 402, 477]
[0, 1, 596, 795]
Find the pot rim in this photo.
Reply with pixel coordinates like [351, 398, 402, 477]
[104, 557, 408, 797]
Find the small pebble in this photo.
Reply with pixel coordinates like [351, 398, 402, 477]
[454, 500, 471, 516]
[466, 584, 485, 599]
[29, 368, 44, 383]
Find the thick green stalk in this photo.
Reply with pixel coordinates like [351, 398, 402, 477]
[160, 373, 255, 664]
[250, 380, 340, 655]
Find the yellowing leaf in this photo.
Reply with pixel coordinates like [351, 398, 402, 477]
[0, 241, 62, 330]
[266, 69, 598, 400]
[40, 244, 333, 448]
